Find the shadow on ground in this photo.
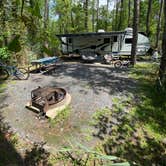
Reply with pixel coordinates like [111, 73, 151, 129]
[44, 63, 137, 95]
[92, 110, 166, 165]
[0, 81, 51, 166]
[91, 64, 166, 165]
[130, 65, 166, 135]
[0, 110, 51, 166]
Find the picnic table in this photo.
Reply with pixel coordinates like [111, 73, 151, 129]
[31, 56, 60, 72]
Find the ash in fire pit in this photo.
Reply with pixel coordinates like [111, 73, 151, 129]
[26, 86, 71, 119]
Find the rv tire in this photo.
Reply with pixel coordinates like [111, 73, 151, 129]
[114, 61, 122, 68]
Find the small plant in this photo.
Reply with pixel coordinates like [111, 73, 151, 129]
[52, 143, 130, 166]
[49, 106, 71, 127]
[0, 47, 11, 62]
[0, 83, 7, 93]
[91, 107, 112, 125]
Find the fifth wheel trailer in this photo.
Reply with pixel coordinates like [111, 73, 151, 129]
[56, 28, 150, 58]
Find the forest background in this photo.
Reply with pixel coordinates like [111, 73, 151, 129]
[0, 0, 164, 63]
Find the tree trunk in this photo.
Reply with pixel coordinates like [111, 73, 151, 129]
[115, 0, 120, 30]
[44, 0, 49, 29]
[155, 0, 164, 49]
[71, 11, 74, 30]
[112, 1, 116, 30]
[159, 0, 166, 86]
[131, 0, 140, 66]
[146, 0, 152, 36]
[118, 0, 124, 30]
[70, 0, 74, 30]
[21, 0, 25, 16]
[0, 0, 7, 46]
[96, 0, 99, 32]
[128, 0, 131, 27]
[92, 0, 95, 32]
[84, 0, 88, 31]
[105, 0, 109, 31]
[43, 0, 49, 57]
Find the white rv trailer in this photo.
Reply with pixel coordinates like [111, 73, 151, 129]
[56, 28, 150, 57]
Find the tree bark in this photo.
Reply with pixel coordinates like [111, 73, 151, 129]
[155, 0, 164, 49]
[84, 0, 88, 32]
[115, 0, 120, 30]
[0, 0, 7, 46]
[44, 0, 49, 29]
[118, 0, 124, 30]
[159, 0, 166, 85]
[105, 0, 109, 31]
[43, 0, 49, 57]
[131, 0, 140, 66]
[70, 0, 74, 30]
[92, 0, 95, 32]
[112, 1, 116, 30]
[128, 0, 131, 27]
[21, 0, 25, 16]
[96, 0, 99, 32]
[146, 0, 152, 36]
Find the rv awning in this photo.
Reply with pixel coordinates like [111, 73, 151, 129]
[56, 31, 125, 38]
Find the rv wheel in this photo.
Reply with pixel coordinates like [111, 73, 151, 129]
[114, 61, 122, 68]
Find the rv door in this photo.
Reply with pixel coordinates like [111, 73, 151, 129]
[112, 36, 119, 52]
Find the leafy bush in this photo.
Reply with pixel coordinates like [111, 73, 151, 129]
[0, 47, 11, 61]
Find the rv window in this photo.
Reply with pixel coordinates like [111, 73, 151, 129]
[125, 38, 132, 44]
[91, 45, 96, 49]
[113, 36, 117, 42]
[68, 38, 72, 43]
[104, 38, 110, 43]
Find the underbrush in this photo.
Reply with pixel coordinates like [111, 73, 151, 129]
[129, 62, 166, 139]
[47, 143, 130, 166]
[91, 62, 166, 165]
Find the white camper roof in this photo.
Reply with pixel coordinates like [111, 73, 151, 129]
[56, 29, 147, 38]
[56, 31, 125, 38]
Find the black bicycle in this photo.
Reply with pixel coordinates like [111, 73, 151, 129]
[0, 61, 29, 80]
[114, 60, 132, 68]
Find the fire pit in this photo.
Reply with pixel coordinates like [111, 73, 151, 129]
[26, 86, 71, 119]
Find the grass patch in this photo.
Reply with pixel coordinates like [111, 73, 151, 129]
[0, 81, 7, 93]
[49, 106, 71, 127]
[92, 107, 112, 122]
[47, 143, 129, 166]
[90, 62, 166, 165]
[129, 62, 166, 138]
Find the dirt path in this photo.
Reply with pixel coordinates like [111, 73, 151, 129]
[0, 63, 137, 152]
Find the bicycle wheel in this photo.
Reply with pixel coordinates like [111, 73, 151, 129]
[0, 68, 9, 80]
[114, 61, 122, 68]
[15, 67, 29, 80]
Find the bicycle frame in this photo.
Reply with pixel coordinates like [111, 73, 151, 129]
[0, 61, 18, 76]
[0, 61, 29, 80]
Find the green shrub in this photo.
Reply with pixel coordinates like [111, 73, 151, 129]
[0, 47, 11, 61]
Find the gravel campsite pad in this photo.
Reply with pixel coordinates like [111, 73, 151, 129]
[0, 63, 137, 151]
